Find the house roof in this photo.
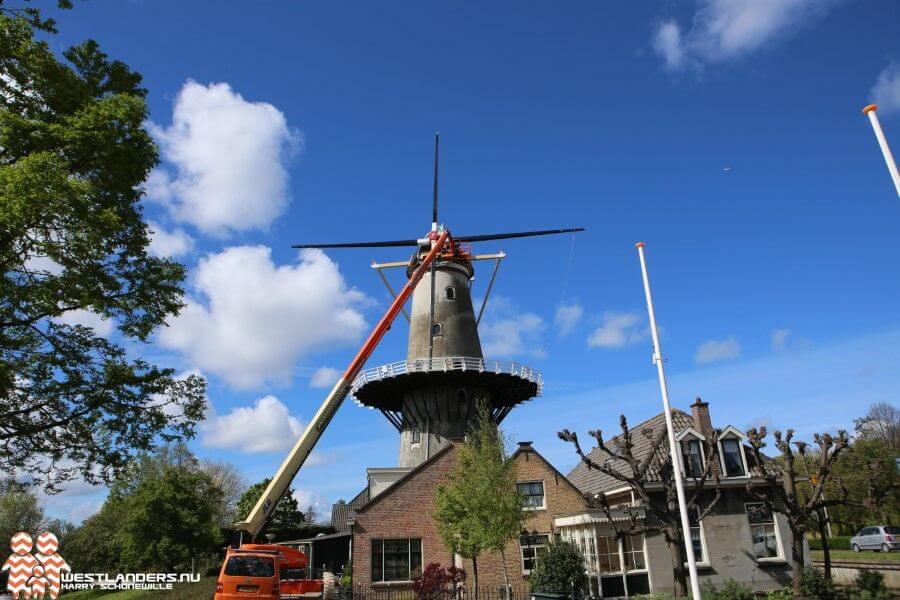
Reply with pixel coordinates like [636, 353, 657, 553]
[330, 486, 369, 531]
[354, 443, 457, 515]
[566, 408, 768, 495]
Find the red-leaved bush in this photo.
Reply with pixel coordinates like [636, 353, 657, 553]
[412, 563, 467, 600]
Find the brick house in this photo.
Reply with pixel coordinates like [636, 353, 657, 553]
[333, 399, 800, 598]
[348, 440, 587, 593]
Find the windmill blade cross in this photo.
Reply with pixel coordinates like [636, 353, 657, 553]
[454, 227, 584, 243]
[291, 239, 421, 249]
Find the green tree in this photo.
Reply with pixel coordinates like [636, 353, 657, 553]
[0, 479, 43, 542]
[0, 2, 205, 491]
[528, 541, 586, 600]
[119, 464, 223, 571]
[236, 479, 311, 540]
[434, 405, 526, 600]
[64, 496, 127, 573]
[65, 444, 227, 573]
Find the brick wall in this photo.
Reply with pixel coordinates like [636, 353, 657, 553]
[461, 443, 588, 592]
[352, 446, 458, 590]
[351, 442, 588, 592]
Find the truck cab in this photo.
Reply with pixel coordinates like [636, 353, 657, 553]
[216, 548, 281, 600]
[223, 544, 323, 599]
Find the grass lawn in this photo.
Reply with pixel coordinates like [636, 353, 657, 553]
[62, 577, 216, 600]
[812, 549, 900, 563]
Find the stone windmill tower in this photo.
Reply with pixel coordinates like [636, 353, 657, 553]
[295, 135, 581, 468]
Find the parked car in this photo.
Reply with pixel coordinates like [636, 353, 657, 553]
[850, 526, 900, 552]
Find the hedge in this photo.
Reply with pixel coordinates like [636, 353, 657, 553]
[808, 536, 852, 550]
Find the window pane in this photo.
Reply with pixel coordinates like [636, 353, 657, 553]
[750, 524, 779, 558]
[623, 535, 646, 571]
[682, 440, 703, 477]
[410, 539, 422, 576]
[596, 536, 620, 573]
[371, 540, 383, 582]
[517, 482, 545, 507]
[519, 533, 548, 574]
[383, 539, 410, 581]
[691, 527, 704, 562]
[722, 439, 745, 476]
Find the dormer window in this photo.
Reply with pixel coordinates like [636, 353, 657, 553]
[722, 438, 745, 477]
[681, 439, 704, 478]
[675, 427, 706, 479]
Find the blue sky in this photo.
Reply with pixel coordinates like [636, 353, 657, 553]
[38, 0, 900, 522]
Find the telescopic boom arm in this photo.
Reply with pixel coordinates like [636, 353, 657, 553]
[234, 231, 451, 538]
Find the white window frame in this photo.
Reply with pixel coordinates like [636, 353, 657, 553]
[744, 502, 785, 563]
[370, 538, 423, 584]
[518, 533, 549, 575]
[681, 507, 711, 569]
[676, 427, 707, 479]
[717, 426, 750, 479]
[517, 480, 546, 510]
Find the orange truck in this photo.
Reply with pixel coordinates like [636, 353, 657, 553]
[216, 544, 323, 600]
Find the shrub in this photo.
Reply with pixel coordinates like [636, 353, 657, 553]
[808, 536, 852, 551]
[763, 589, 793, 599]
[852, 569, 890, 600]
[799, 567, 837, 600]
[411, 563, 466, 600]
[528, 541, 586, 600]
[701, 580, 754, 600]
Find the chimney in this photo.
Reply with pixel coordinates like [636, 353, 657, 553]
[691, 397, 713, 439]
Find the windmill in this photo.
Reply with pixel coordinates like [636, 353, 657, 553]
[236, 134, 582, 537]
[294, 134, 583, 467]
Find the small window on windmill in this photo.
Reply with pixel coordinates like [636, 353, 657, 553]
[411, 428, 421, 444]
[445, 286, 456, 300]
[431, 322, 442, 336]
[457, 389, 468, 404]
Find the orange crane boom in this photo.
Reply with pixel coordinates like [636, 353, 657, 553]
[234, 230, 450, 537]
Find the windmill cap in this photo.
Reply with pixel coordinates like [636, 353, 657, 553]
[863, 104, 878, 114]
[635, 241, 646, 248]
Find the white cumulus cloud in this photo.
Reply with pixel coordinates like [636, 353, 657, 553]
[52, 309, 114, 337]
[652, 0, 839, 71]
[554, 303, 584, 337]
[309, 367, 340, 389]
[201, 395, 303, 453]
[147, 80, 300, 237]
[479, 297, 546, 359]
[695, 335, 741, 364]
[871, 61, 900, 115]
[159, 246, 367, 389]
[587, 311, 646, 349]
[147, 221, 194, 258]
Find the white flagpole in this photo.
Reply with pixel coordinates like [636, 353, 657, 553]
[863, 104, 900, 197]
[636, 242, 702, 600]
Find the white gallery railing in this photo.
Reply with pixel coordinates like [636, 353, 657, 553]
[350, 356, 543, 396]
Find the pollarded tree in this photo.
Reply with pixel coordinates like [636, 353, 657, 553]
[744, 428, 851, 595]
[559, 414, 722, 598]
[434, 404, 526, 600]
[0, 5, 205, 490]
